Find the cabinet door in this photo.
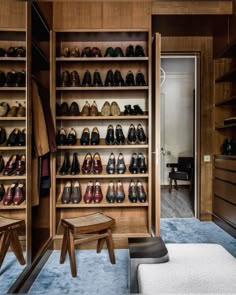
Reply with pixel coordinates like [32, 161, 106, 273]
[152, 33, 161, 236]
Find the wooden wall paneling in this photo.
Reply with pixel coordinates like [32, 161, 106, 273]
[102, 2, 151, 29]
[213, 178, 236, 204]
[214, 196, 236, 227]
[152, 1, 233, 15]
[0, 0, 26, 29]
[53, 2, 102, 30]
[161, 37, 213, 220]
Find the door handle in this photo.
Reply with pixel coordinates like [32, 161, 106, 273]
[160, 147, 166, 156]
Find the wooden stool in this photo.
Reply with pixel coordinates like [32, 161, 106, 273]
[0, 216, 26, 269]
[60, 212, 116, 277]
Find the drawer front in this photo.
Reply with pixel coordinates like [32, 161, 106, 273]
[213, 168, 236, 184]
[214, 157, 236, 171]
[214, 196, 236, 227]
[213, 179, 236, 205]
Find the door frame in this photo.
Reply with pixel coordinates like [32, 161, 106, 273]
[159, 54, 199, 218]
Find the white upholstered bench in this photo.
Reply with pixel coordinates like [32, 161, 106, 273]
[138, 243, 236, 294]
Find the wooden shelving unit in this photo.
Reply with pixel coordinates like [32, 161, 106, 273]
[53, 29, 152, 247]
[213, 38, 236, 236]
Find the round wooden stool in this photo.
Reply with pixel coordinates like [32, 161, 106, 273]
[60, 212, 116, 277]
[0, 216, 26, 269]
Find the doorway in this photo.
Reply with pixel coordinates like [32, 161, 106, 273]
[160, 55, 198, 218]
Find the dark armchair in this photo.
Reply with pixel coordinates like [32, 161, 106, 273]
[166, 157, 194, 193]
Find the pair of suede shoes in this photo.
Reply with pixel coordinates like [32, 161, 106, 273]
[81, 101, 98, 116]
[56, 128, 76, 146]
[101, 101, 120, 116]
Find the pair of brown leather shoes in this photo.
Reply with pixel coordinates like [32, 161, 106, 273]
[6, 104, 25, 117]
[81, 101, 98, 116]
[61, 70, 80, 87]
[2, 154, 26, 176]
[83, 181, 103, 203]
[82, 152, 102, 174]
[2, 182, 25, 205]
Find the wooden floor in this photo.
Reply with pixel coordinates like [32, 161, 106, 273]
[161, 187, 194, 218]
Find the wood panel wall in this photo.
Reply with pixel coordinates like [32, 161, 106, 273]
[161, 37, 213, 220]
[53, 1, 151, 29]
[152, 0, 232, 15]
[0, 0, 26, 29]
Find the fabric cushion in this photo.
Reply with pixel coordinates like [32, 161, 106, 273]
[138, 243, 236, 294]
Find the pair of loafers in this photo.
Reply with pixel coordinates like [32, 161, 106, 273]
[101, 101, 120, 116]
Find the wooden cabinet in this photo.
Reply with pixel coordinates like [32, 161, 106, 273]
[213, 40, 236, 236]
[52, 30, 152, 247]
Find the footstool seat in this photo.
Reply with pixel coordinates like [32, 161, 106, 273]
[138, 243, 236, 294]
[128, 237, 169, 293]
[0, 216, 25, 269]
[60, 212, 116, 277]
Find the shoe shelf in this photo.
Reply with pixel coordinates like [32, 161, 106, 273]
[0, 146, 25, 151]
[0, 57, 26, 61]
[56, 141, 149, 150]
[56, 171, 149, 179]
[53, 30, 152, 244]
[0, 117, 26, 120]
[0, 87, 26, 91]
[56, 57, 148, 62]
[56, 86, 148, 91]
[0, 175, 26, 180]
[56, 114, 148, 120]
[0, 203, 26, 210]
[215, 123, 236, 129]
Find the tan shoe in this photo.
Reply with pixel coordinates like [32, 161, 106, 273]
[7, 105, 18, 117]
[0, 102, 9, 117]
[16, 104, 26, 117]
[101, 101, 111, 116]
[111, 101, 120, 116]
[81, 101, 90, 116]
[90, 101, 98, 116]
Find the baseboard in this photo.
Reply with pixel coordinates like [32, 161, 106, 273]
[213, 215, 236, 239]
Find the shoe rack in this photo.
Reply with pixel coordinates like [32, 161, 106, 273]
[213, 39, 236, 232]
[0, 26, 28, 253]
[52, 30, 152, 246]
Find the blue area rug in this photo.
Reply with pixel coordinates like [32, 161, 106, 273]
[0, 252, 25, 294]
[27, 218, 236, 295]
[160, 218, 236, 257]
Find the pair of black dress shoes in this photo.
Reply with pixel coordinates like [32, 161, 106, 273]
[0, 70, 26, 87]
[106, 153, 126, 174]
[127, 124, 147, 144]
[56, 101, 79, 116]
[125, 70, 146, 86]
[105, 124, 125, 145]
[129, 152, 147, 174]
[59, 152, 80, 175]
[105, 69, 125, 86]
[7, 128, 25, 146]
[56, 128, 76, 146]
[125, 45, 145, 57]
[80, 127, 100, 146]
[0, 46, 26, 57]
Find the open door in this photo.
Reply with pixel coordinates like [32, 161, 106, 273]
[152, 33, 161, 236]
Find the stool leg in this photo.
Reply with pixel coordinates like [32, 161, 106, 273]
[68, 230, 77, 277]
[60, 227, 69, 264]
[0, 231, 11, 269]
[105, 229, 115, 264]
[97, 230, 106, 253]
[10, 229, 26, 265]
